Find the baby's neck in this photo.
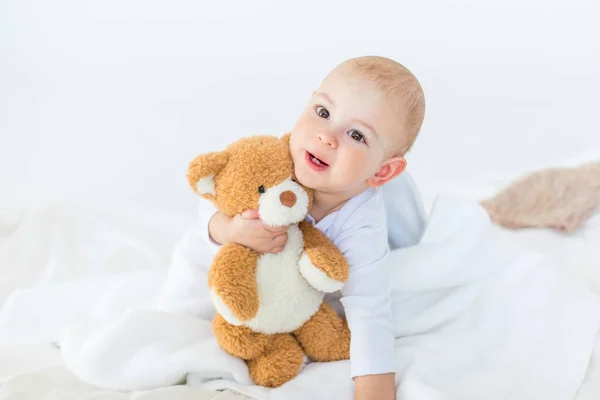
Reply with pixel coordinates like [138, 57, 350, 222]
[310, 187, 367, 223]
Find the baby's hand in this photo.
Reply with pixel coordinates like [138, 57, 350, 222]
[212, 210, 288, 253]
[230, 210, 289, 253]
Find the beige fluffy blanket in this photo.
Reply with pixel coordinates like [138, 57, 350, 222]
[481, 162, 600, 233]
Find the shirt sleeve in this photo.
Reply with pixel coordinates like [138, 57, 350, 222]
[196, 200, 223, 256]
[337, 226, 396, 378]
[382, 172, 427, 250]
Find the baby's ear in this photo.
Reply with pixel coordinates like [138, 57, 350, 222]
[187, 150, 229, 198]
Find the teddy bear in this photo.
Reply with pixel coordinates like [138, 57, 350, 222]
[186, 133, 351, 388]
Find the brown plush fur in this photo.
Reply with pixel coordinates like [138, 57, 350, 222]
[208, 244, 261, 321]
[212, 313, 272, 360]
[246, 334, 305, 388]
[188, 134, 312, 218]
[294, 302, 351, 362]
[481, 162, 600, 233]
[299, 221, 349, 283]
[187, 134, 350, 388]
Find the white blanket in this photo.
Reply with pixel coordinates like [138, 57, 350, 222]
[1, 195, 600, 400]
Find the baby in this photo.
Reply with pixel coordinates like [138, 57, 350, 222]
[200, 56, 426, 400]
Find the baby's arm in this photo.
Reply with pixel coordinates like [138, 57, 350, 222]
[336, 225, 396, 400]
[197, 200, 225, 254]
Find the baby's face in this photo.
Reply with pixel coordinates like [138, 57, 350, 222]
[290, 68, 402, 196]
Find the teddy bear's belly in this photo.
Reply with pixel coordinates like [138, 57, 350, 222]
[246, 225, 324, 334]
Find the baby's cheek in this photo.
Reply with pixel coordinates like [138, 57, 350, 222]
[339, 152, 370, 181]
[347, 150, 368, 169]
[289, 131, 306, 157]
[290, 116, 311, 139]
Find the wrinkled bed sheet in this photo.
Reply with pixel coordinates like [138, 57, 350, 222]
[1, 179, 599, 400]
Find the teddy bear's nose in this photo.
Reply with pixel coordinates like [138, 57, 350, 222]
[279, 191, 297, 208]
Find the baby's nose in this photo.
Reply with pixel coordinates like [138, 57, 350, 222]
[279, 190, 297, 208]
[318, 131, 338, 148]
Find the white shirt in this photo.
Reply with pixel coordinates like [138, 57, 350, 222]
[196, 173, 426, 378]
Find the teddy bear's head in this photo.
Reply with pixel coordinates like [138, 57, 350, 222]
[187, 134, 313, 227]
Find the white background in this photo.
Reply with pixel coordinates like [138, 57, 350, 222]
[1, 0, 599, 223]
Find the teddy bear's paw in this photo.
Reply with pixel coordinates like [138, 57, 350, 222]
[298, 253, 345, 293]
[211, 291, 245, 325]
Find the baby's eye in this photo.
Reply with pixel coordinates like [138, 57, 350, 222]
[347, 129, 365, 143]
[315, 106, 330, 119]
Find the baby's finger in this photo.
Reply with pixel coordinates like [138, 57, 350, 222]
[271, 232, 288, 248]
[264, 225, 287, 234]
[241, 209, 260, 220]
[268, 245, 285, 254]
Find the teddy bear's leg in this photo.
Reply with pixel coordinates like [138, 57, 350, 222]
[293, 301, 350, 362]
[246, 333, 304, 388]
[298, 221, 349, 293]
[212, 313, 273, 360]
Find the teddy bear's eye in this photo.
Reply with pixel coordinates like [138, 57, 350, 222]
[291, 178, 297, 183]
[258, 186, 266, 194]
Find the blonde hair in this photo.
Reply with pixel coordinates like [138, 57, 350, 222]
[344, 56, 425, 155]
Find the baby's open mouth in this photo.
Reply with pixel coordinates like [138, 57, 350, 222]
[307, 152, 328, 167]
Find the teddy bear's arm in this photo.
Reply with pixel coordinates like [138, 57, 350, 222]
[298, 221, 349, 293]
[209, 244, 261, 322]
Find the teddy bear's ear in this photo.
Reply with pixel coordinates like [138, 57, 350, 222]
[187, 150, 230, 197]
[280, 132, 291, 147]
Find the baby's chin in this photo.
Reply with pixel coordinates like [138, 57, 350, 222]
[294, 171, 350, 196]
[293, 167, 315, 188]
[294, 162, 361, 195]
[293, 167, 328, 191]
